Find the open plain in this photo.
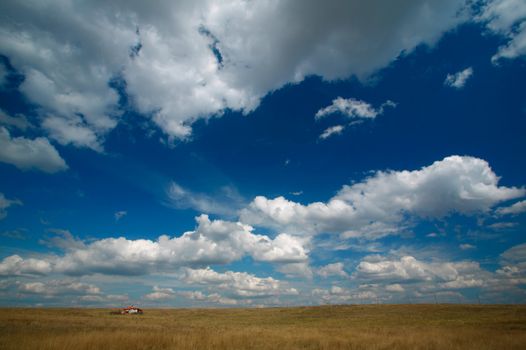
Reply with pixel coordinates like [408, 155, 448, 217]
[0, 304, 525, 350]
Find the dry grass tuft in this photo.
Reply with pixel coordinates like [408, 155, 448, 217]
[0, 304, 525, 349]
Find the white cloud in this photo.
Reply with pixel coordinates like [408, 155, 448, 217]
[42, 116, 102, 151]
[0, 0, 467, 147]
[0, 127, 68, 173]
[0, 192, 22, 220]
[114, 211, 127, 221]
[488, 221, 517, 230]
[444, 67, 473, 89]
[459, 243, 476, 250]
[179, 290, 238, 305]
[496, 200, 526, 215]
[493, 21, 526, 61]
[0, 109, 33, 130]
[501, 243, 526, 269]
[315, 97, 395, 120]
[317, 262, 348, 278]
[319, 125, 344, 140]
[356, 256, 442, 281]
[354, 255, 487, 290]
[18, 280, 100, 296]
[478, 0, 526, 62]
[183, 267, 298, 298]
[441, 275, 485, 289]
[240, 155, 524, 239]
[0, 255, 52, 276]
[496, 244, 526, 287]
[5, 279, 129, 305]
[0, 214, 308, 276]
[179, 290, 207, 301]
[144, 286, 176, 300]
[385, 284, 404, 292]
[0, 1, 130, 149]
[276, 262, 314, 279]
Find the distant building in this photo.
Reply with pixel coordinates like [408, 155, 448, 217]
[111, 305, 144, 315]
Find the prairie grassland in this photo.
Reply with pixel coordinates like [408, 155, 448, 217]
[0, 304, 525, 350]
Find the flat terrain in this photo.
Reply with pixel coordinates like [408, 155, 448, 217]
[0, 305, 525, 349]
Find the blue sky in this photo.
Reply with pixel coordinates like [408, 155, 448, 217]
[0, 0, 525, 307]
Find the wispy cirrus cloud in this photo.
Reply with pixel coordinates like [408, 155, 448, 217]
[315, 97, 396, 139]
[114, 211, 127, 221]
[315, 97, 396, 120]
[319, 125, 344, 140]
[496, 200, 526, 216]
[0, 192, 22, 220]
[167, 181, 245, 216]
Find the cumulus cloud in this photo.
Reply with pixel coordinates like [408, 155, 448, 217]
[18, 280, 100, 296]
[444, 67, 473, 89]
[2, 278, 128, 305]
[183, 267, 298, 298]
[317, 262, 348, 278]
[42, 116, 103, 151]
[0, 0, 467, 147]
[478, 0, 526, 62]
[0, 192, 22, 220]
[385, 284, 405, 292]
[315, 97, 395, 120]
[0, 254, 52, 276]
[240, 155, 524, 239]
[276, 262, 314, 279]
[0, 214, 308, 277]
[354, 255, 487, 290]
[179, 290, 238, 305]
[493, 243, 526, 288]
[501, 243, 526, 269]
[0, 1, 130, 149]
[0, 109, 33, 130]
[496, 200, 526, 215]
[144, 286, 176, 300]
[311, 246, 526, 302]
[0, 127, 68, 173]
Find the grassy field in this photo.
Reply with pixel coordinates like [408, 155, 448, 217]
[0, 305, 525, 349]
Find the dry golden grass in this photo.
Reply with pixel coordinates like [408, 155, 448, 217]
[0, 304, 525, 349]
